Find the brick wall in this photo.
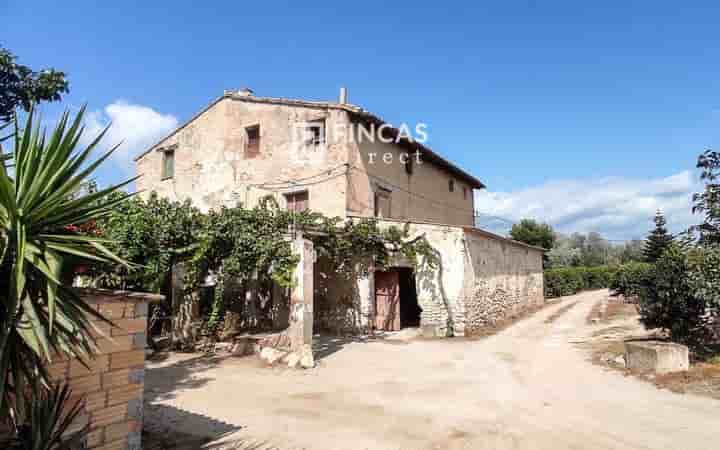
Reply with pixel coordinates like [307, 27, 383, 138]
[49, 289, 163, 450]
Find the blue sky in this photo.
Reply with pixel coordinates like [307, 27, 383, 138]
[4, 1, 720, 239]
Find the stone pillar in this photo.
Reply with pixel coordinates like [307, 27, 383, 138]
[289, 235, 314, 368]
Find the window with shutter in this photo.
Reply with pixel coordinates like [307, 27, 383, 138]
[284, 191, 309, 212]
[162, 149, 175, 179]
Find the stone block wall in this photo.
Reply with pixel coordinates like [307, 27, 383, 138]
[48, 289, 162, 450]
[461, 229, 544, 336]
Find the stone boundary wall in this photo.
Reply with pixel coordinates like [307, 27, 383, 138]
[48, 289, 162, 450]
[461, 229, 545, 336]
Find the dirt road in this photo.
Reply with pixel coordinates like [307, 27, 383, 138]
[145, 290, 719, 450]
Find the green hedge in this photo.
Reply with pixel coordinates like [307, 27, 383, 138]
[609, 262, 653, 299]
[544, 266, 617, 298]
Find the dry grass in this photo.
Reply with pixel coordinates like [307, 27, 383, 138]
[580, 297, 720, 400]
[653, 362, 720, 399]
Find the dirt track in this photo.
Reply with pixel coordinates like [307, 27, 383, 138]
[145, 290, 719, 450]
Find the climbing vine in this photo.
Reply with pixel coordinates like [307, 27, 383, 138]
[183, 196, 439, 332]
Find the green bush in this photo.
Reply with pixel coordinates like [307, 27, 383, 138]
[583, 266, 617, 290]
[544, 265, 617, 298]
[610, 262, 653, 299]
[638, 245, 720, 348]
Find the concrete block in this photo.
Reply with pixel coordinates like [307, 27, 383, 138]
[624, 341, 689, 374]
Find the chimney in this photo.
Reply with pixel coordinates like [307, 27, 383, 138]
[238, 87, 254, 96]
[339, 87, 348, 104]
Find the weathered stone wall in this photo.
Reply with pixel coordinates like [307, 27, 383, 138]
[349, 219, 543, 337]
[48, 289, 161, 450]
[136, 95, 350, 216]
[461, 229, 544, 335]
[136, 92, 479, 228]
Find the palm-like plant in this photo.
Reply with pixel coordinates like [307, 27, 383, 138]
[0, 107, 132, 429]
[0, 384, 88, 450]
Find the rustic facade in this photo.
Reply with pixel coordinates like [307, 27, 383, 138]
[135, 88, 544, 338]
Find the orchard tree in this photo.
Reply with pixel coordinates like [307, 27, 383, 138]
[0, 46, 68, 122]
[509, 219, 555, 249]
[643, 210, 673, 262]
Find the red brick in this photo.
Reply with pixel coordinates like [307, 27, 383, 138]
[111, 318, 146, 336]
[84, 390, 107, 412]
[88, 320, 113, 338]
[104, 420, 138, 443]
[69, 355, 109, 376]
[67, 374, 101, 394]
[96, 335, 134, 353]
[96, 437, 127, 450]
[102, 369, 130, 388]
[109, 350, 145, 370]
[91, 403, 127, 428]
[86, 427, 104, 447]
[97, 302, 128, 319]
[47, 361, 68, 380]
[107, 384, 142, 406]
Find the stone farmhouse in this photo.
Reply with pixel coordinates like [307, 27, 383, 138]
[135, 88, 545, 338]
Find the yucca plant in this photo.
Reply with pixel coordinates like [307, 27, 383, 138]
[0, 107, 133, 436]
[0, 384, 88, 450]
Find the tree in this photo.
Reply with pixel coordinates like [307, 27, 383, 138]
[637, 244, 717, 348]
[509, 219, 555, 250]
[95, 192, 204, 293]
[619, 239, 645, 264]
[0, 46, 68, 122]
[692, 149, 720, 245]
[642, 210, 673, 262]
[0, 108, 130, 440]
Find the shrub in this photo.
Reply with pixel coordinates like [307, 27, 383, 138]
[610, 262, 653, 299]
[637, 245, 712, 347]
[583, 266, 617, 290]
[544, 266, 617, 298]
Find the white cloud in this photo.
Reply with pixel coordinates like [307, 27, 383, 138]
[82, 100, 178, 172]
[474, 171, 701, 240]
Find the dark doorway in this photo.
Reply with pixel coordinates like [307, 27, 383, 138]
[397, 268, 421, 328]
[374, 268, 421, 331]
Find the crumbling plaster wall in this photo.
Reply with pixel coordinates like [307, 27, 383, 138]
[136, 97, 350, 216]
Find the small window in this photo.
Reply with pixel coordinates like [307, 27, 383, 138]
[246, 125, 260, 157]
[304, 119, 325, 148]
[374, 188, 391, 218]
[463, 186, 467, 200]
[285, 191, 309, 212]
[162, 149, 175, 179]
[449, 179, 455, 192]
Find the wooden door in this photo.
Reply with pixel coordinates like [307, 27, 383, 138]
[375, 270, 400, 331]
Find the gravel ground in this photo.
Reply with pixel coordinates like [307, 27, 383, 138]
[145, 290, 719, 450]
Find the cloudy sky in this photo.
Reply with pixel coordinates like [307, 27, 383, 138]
[6, 1, 719, 241]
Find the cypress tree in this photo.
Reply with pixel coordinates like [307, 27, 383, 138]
[643, 210, 673, 262]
